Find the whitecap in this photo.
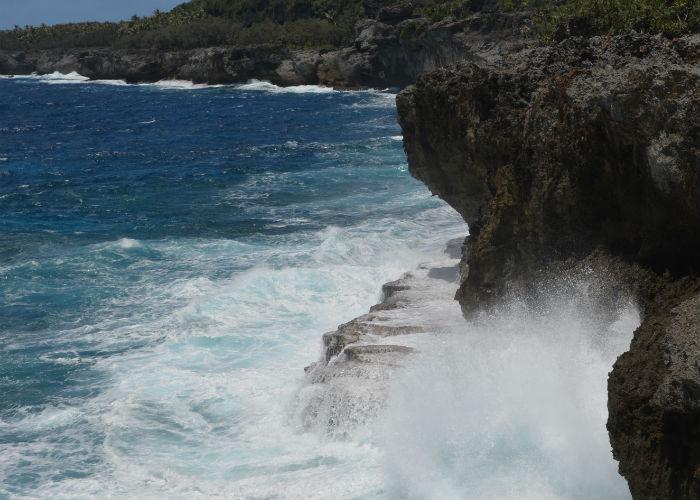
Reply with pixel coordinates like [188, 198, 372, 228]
[146, 79, 222, 90]
[343, 91, 397, 109]
[90, 79, 129, 86]
[236, 79, 336, 94]
[2, 72, 129, 87]
[117, 237, 140, 249]
[41, 71, 90, 84]
[39, 352, 83, 366]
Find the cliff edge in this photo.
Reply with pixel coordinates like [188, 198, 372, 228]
[0, 6, 529, 88]
[397, 33, 700, 499]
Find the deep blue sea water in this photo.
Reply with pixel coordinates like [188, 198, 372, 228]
[0, 73, 635, 500]
[0, 74, 468, 499]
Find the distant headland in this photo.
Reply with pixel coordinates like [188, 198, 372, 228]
[1, 0, 697, 88]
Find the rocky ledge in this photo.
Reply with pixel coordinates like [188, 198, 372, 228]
[397, 33, 699, 499]
[0, 6, 528, 88]
[299, 240, 464, 437]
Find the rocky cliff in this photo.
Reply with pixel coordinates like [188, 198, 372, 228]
[397, 33, 700, 499]
[0, 6, 528, 88]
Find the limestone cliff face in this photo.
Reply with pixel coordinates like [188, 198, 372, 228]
[397, 33, 700, 499]
[0, 8, 527, 88]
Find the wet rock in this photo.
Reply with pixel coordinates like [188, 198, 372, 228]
[322, 331, 360, 362]
[445, 237, 465, 259]
[377, 4, 415, 24]
[397, 32, 700, 499]
[302, 241, 464, 436]
[381, 278, 411, 300]
[398, 33, 700, 307]
[369, 298, 406, 312]
[344, 344, 414, 362]
[608, 278, 700, 500]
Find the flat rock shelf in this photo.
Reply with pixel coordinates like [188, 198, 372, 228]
[298, 238, 466, 438]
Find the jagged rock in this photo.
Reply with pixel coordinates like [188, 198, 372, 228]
[300, 252, 463, 437]
[369, 298, 405, 312]
[608, 279, 700, 500]
[376, 3, 415, 24]
[274, 49, 320, 85]
[344, 344, 414, 362]
[397, 32, 700, 499]
[322, 331, 360, 362]
[0, 7, 529, 88]
[381, 277, 411, 299]
[445, 237, 465, 259]
[398, 33, 700, 307]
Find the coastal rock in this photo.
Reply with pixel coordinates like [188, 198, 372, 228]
[608, 279, 700, 500]
[376, 4, 415, 24]
[300, 247, 463, 437]
[398, 33, 700, 305]
[397, 32, 700, 499]
[343, 344, 414, 362]
[0, 7, 529, 88]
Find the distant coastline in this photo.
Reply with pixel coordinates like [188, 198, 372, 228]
[0, 7, 528, 89]
[2, 0, 697, 89]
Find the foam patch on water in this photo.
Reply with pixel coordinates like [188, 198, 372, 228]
[0, 199, 466, 499]
[236, 79, 337, 94]
[39, 71, 90, 84]
[0, 72, 219, 89]
[343, 92, 397, 109]
[116, 237, 140, 249]
[147, 79, 223, 90]
[0, 72, 125, 86]
[0, 74, 396, 99]
[90, 79, 129, 86]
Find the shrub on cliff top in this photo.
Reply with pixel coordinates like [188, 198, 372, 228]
[531, 0, 700, 39]
[0, 0, 698, 51]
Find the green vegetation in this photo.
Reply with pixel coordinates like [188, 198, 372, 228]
[0, 0, 403, 51]
[413, 1, 471, 22]
[553, 0, 699, 38]
[0, 0, 697, 52]
[399, 20, 424, 41]
[512, 0, 699, 40]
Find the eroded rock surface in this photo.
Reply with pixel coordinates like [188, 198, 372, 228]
[608, 279, 700, 500]
[299, 241, 464, 437]
[397, 33, 700, 499]
[0, 6, 529, 88]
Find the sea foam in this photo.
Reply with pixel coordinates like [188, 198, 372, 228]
[0, 75, 634, 500]
[379, 285, 637, 500]
[236, 79, 337, 94]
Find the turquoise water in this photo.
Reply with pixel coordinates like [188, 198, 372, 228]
[0, 73, 633, 500]
[0, 74, 466, 499]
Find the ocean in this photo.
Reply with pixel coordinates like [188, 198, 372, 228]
[1, 72, 634, 499]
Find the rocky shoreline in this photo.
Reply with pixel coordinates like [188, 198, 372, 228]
[4, 8, 697, 495]
[300, 238, 464, 437]
[0, 7, 528, 89]
[397, 32, 700, 499]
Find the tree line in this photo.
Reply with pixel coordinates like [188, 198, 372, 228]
[0, 0, 697, 52]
